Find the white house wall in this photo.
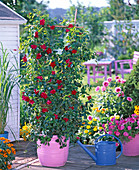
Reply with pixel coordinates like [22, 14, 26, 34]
[0, 24, 20, 141]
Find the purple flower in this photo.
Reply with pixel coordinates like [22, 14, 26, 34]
[107, 77, 112, 82]
[127, 126, 131, 130]
[95, 86, 100, 92]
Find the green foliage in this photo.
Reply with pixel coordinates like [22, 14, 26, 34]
[20, 10, 94, 147]
[105, 21, 139, 60]
[0, 43, 19, 134]
[66, 3, 105, 50]
[119, 60, 139, 118]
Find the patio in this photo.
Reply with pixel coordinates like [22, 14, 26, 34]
[12, 139, 139, 170]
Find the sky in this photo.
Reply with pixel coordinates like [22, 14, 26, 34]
[37, 0, 136, 9]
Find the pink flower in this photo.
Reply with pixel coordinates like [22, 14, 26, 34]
[40, 18, 45, 25]
[121, 79, 126, 84]
[40, 92, 48, 99]
[116, 143, 119, 146]
[127, 97, 132, 101]
[54, 114, 58, 119]
[114, 131, 120, 136]
[123, 132, 129, 136]
[121, 91, 124, 97]
[128, 136, 132, 140]
[115, 76, 120, 80]
[101, 86, 106, 92]
[115, 87, 121, 93]
[102, 81, 109, 87]
[109, 131, 113, 135]
[95, 86, 100, 92]
[50, 89, 56, 94]
[47, 100, 52, 105]
[66, 29, 70, 32]
[116, 79, 121, 83]
[76, 137, 80, 140]
[127, 126, 131, 130]
[87, 116, 92, 121]
[117, 93, 121, 97]
[107, 77, 112, 82]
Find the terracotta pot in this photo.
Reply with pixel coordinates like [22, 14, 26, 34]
[123, 134, 139, 156]
[0, 131, 8, 139]
[37, 135, 70, 167]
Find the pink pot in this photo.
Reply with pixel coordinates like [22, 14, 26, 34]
[37, 135, 70, 167]
[123, 134, 139, 156]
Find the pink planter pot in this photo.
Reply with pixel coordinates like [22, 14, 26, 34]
[123, 134, 139, 156]
[37, 135, 70, 167]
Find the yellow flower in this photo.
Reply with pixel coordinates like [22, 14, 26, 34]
[93, 126, 97, 131]
[115, 115, 120, 119]
[106, 108, 108, 111]
[84, 130, 88, 133]
[86, 125, 91, 129]
[93, 118, 97, 121]
[99, 127, 103, 130]
[88, 121, 92, 125]
[101, 111, 105, 114]
[89, 132, 92, 135]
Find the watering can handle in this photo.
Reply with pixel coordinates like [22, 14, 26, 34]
[95, 134, 123, 159]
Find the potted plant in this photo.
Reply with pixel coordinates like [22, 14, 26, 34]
[0, 43, 19, 138]
[21, 11, 93, 167]
[106, 107, 139, 156]
[0, 137, 16, 169]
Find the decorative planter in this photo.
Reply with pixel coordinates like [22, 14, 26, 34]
[123, 134, 139, 156]
[0, 131, 8, 139]
[37, 135, 70, 167]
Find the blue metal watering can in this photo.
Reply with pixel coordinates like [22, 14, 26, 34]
[77, 134, 123, 166]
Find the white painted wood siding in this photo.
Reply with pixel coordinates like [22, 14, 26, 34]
[0, 24, 20, 141]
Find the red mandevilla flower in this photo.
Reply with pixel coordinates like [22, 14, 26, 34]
[69, 106, 74, 110]
[22, 55, 27, 62]
[34, 89, 39, 95]
[22, 96, 30, 102]
[57, 80, 62, 84]
[54, 114, 58, 119]
[66, 29, 70, 33]
[34, 31, 38, 38]
[72, 90, 77, 95]
[68, 24, 74, 28]
[29, 99, 35, 105]
[40, 44, 46, 50]
[68, 62, 72, 67]
[36, 115, 41, 120]
[52, 71, 55, 75]
[50, 89, 56, 94]
[31, 45, 37, 49]
[66, 59, 70, 63]
[50, 25, 55, 30]
[87, 96, 92, 100]
[71, 49, 77, 54]
[42, 108, 48, 112]
[47, 100, 52, 105]
[63, 117, 69, 122]
[40, 92, 48, 99]
[46, 48, 52, 54]
[36, 76, 43, 80]
[58, 85, 63, 89]
[40, 18, 45, 25]
[36, 53, 42, 59]
[65, 46, 69, 51]
[50, 62, 56, 68]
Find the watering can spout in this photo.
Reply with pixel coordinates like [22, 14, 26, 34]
[77, 141, 96, 162]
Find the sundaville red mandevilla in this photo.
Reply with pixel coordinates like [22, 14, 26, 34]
[21, 11, 94, 147]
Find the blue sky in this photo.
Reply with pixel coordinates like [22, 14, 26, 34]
[37, 0, 136, 9]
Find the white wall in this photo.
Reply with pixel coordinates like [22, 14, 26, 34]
[0, 24, 20, 141]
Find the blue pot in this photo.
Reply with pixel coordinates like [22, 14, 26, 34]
[0, 131, 8, 139]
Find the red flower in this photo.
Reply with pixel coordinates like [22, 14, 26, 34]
[29, 99, 35, 105]
[46, 48, 52, 54]
[42, 108, 48, 112]
[63, 117, 69, 122]
[22, 55, 27, 62]
[58, 85, 63, 89]
[87, 96, 92, 100]
[47, 100, 52, 105]
[36, 53, 42, 59]
[48, 78, 52, 82]
[52, 71, 55, 75]
[76, 137, 80, 139]
[40, 18, 45, 25]
[50, 25, 55, 30]
[36, 76, 43, 80]
[34, 89, 39, 95]
[40, 44, 46, 50]
[66, 59, 70, 63]
[50, 62, 56, 68]
[40, 92, 48, 99]
[71, 49, 77, 54]
[68, 62, 72, 67]
[31, 45, 37, 49]
[22, 96, 30, 102]
[69, 106, 74, 110]
[50, 89, 56, 94]
[72, 90, 77, 95]
[79, 32, 82, 35]
[66, 29, 70, 33]
[57, 80, 62, 84]
[68, 24, 74, 28]
[54, 114, 58, 119]
[65, 46, 69, 51]
[34, 31, 38, 38]
[36, 115, 41, 120]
